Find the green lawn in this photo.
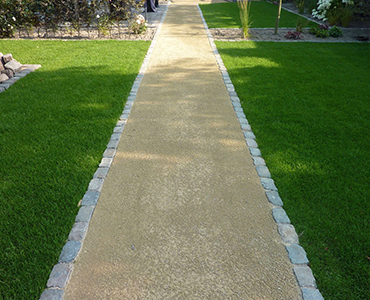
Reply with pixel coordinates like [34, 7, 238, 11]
[0, 40, 150, 299]
[199, 1, 317, 28]
[216, 41, 370, 300]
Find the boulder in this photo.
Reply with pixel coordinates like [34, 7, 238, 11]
[0, 73, 9, 83]
[2, 53, 13, 64]
[5, 59, 22, 73]
[2, 69, 14, 78]
[0, 61, 4, 72]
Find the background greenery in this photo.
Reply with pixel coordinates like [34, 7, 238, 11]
[216, 41, 370, 300]
[199, 1, 317, 28]
[0, 40, 149, 299]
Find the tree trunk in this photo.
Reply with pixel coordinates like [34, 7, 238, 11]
[275, 0, 282, 34]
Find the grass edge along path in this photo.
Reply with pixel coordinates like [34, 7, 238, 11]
[0, 39, 150, 299]
[199, 1, 317, 29]
[215, 41, 370, 300]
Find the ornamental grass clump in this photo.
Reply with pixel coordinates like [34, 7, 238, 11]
[238, 0, 252, 38]
[312, 0, 354, 26]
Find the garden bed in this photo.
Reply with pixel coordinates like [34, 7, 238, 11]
[210, 27, 370, 41]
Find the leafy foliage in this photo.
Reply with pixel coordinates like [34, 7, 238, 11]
[0, 0, 146, 38]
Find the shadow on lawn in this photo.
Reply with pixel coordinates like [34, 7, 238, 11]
[0, 66, 138, 299]
[216, 41, 370, 299]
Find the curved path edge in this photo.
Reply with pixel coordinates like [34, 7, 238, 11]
[197, 4, 324, 300]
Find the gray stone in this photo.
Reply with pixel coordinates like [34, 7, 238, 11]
[99, 157, 113, 168]
[5, 59, 22, 73]
[2, 53, 13, 64]
[241, 124, 251, 131]
[273, 207, 291, 224]
[93, 167, 109, 179]
[286, 244, 309, 264]
[266, 190, 283, 206]
[243, 131, 256, 139]
[113, 125, 124, 133]
[238, 117, 248, 124]
[0, 61, 4, 72]
[252, 156, 266, 166]
[120, 113, 129, 120]
[0, 73, 9, 83]
[81, 190, 100, 206]
[301, 288, 324, 300]
[236, 112, 246, 119]
[68, 222, 88, 241]
[107, 139, 119, 149]
[58, 241, 81, 263]
[278, 224, 299, 244]
[6, 77, 19, 85]
[246, 138, 258, 148]
[234, 107, 243, 112]
[0, 86, 5, 93]
[260, 178, 277, 190]
[0, 82, 11, 89]
[230, 96, 240, 103]
[249, 147, 261, 157]
[2, 68, 14, 79]
[75, 205, 95, 222]
[256, 166, 271, 178]
[47, 263, 72, 288]
[294, 265, 317, 287]
[39, 289, 64, 300]
[103, 148, 116, 158]
[88, 178, 104, 192]
[110, 132, 121, 141]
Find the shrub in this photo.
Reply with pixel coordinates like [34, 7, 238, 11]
[238, 0, 253, 38]
[312, 0, 354, 26]
[285, 30, 303, 39]
[329, 24, 343, 36]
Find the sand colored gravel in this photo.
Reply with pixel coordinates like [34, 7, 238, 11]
[63, 0, 303, 298]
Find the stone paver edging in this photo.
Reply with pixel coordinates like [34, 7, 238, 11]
[39, 3, 169, 300]
[197, 5, 324, 300]
[0, 64, 41, 93]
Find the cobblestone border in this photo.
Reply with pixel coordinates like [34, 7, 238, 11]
[39, 3, 169, 300]
[0, 64, 41, 93]
[198, 5, 324, 300]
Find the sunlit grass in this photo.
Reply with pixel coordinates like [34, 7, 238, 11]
[216, 41, 370, 300]
[0, 40, 150, 299]
[199, 1, 316, 28]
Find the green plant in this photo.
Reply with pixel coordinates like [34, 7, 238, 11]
[295, 0, 306, 14]
[329, 25, 343, 36]
[309, 24, 330, 37]
[130, 14, 147, 34]
[96, 13, 113, 36]
[296, 17, 309, 32]
[238, 0, 253, 38]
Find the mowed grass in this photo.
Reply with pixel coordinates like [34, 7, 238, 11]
[0, 40, 149, 299]
[216, 41, 370, 299]
[199, 1, 317, 28]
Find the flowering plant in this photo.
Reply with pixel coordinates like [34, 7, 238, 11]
[131, 14, 147, 34]
[312, 0, 354, 22]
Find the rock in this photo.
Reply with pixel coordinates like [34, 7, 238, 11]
[2, 53, 13, 64]
[2, 69, 14, 79]
[5, 59, 22, 73]
[0, 61, 5, 72]
[0, 73, 9, 83]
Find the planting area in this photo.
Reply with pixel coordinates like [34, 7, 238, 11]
[216, 41, 370, 300]
[0, 40, 150, 299]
